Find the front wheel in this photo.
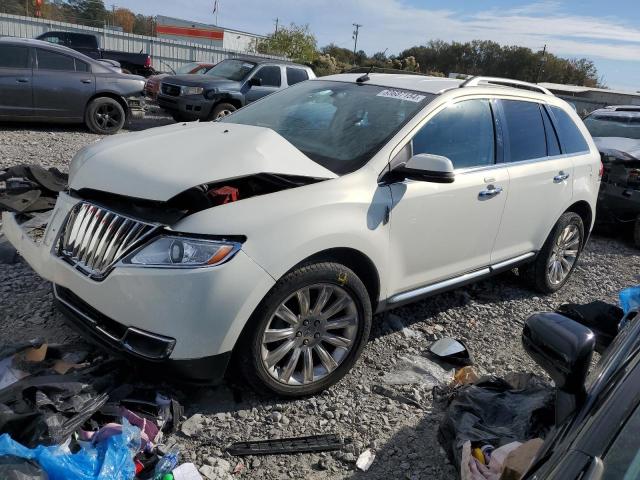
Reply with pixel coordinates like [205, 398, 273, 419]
[85, 97, 126, 135]
[209, 102, 237, 121]
[238, 262, 372, 397]
[521, 212, 585, 293]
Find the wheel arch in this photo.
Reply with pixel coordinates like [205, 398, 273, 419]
[85, 92, 128, 118]
[289, 247, 381, 311]
[565, 200, 593, 234]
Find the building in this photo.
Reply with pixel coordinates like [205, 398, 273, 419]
[538, 82, 640, 116]
[155, 15, 265, 53]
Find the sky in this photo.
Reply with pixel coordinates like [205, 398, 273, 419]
[115, 0, 640, 91]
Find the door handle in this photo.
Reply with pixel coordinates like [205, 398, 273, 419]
[16, 78, 29, 83]
[479, 186, 503, 198]
[81, 79, 93, 84]
[554, 171, 570, 182]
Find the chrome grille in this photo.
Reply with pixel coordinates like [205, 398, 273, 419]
[57, 202, 158, 279]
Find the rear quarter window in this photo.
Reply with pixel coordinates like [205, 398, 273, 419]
[550, 106, 590, 154]
[501, 100, 547, 162]
[286, 67, 309, 86]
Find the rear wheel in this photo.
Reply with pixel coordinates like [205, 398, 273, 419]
[238, 262, 372, 397]
[521, 212, 584, 293]
[210, 102, 236, 121]
[85, 97, 126, 135]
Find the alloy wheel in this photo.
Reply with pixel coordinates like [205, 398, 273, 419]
[260, 283, 360, 386]
[547, 224, 580, 285]
[95, 104, 122, 131]
[215, 109, 233, 120]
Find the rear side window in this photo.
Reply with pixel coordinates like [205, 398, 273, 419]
[286, 67, 308, 85]
[0, 45, 29, 69]
[67, 33, 96, 49]
[542, 106, 562, 156]
[254, 66, 281, 87]
[75, 59, 90, 72]
[36, 49, 75, 71]
[550, 106, 590, 154]
[412, 99, 495, 169]
[501, 100, 547, 162]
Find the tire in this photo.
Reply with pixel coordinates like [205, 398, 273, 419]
[634, 217, 640, 249]
[521, 212, 585, 293]
[85, 97, 126, 135]
[209, 102, 237, 121]
[237, 262, 372, 397]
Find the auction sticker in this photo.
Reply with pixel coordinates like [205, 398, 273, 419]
[376, 89, 426, 102]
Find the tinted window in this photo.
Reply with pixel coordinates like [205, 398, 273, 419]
[286, 67, 308, 85]
[75, 59, 90, 72]
[602, 404, 640, 480]
[412, 99, 495, 169]
[37, 49, 75, 71]
[254, 66, 281, 87]
[67, 33, 96, 49]
[39, 33, 64, 45]
[222, 80, 432, 175]
[542, 106, 562, 156]
[502, 100, 547, 162]
[550, 106, 590, 154]
[0, 45, 29, 69]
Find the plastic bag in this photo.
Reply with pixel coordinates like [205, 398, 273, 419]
[620, 286, 640, 314]
[437, 373, 554, 471]
[0, 418, 140, 480]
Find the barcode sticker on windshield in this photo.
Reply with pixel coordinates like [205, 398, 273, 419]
[377, 89, 426, 103]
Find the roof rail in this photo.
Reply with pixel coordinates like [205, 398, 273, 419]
[459, 76, 553, 96]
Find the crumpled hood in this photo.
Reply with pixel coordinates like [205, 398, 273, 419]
[69, 122, 337, 201]
[594, 137, 640, 160]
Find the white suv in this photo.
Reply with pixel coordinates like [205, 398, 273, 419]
[3, 74, 601, 396]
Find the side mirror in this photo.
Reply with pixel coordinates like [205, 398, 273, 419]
[522, 312, 595, 425]
[392, 153, 455, 183]
[249, 77, 262, 87]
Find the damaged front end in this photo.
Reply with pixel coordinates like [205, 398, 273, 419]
[597, 148, 640, 225]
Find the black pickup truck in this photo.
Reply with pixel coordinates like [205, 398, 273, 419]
[36, 31, 155, 77]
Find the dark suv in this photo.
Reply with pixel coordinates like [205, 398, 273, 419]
[157, 57, 315, 122]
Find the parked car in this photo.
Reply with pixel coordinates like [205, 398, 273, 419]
[157, 57, 315, 122]
[2, 74, 600, 397]
[583, 106, 640, 246]
[521, 306, 640, 479]
[36, 31, 154, 77]
[0, 37, 145, 134]
[145, 62, 214, 100]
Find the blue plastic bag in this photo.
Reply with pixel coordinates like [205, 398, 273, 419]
[620, 286, 640, 314]
[0, 418, 140, 480]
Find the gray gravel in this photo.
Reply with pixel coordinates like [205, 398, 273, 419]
[2, 116, 640, 480]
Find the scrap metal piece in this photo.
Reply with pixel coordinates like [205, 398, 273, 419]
[0, 190, 41, 213]
[372, 384, 423, 409]
[227, 434, 344, 456]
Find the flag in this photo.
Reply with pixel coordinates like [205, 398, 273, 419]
[213, 0, 219, 13]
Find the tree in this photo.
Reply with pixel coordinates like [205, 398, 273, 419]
[256, 23, 317, 63]
[113, 7, 135, 33]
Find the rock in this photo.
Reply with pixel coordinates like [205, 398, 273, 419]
[199, 458, 232, 480]
[356, 449, 375, 472]
[270, 411, 283, 423]
[181, 413, 205, 437]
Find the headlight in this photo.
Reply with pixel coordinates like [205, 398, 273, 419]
[182, 86, 204, 96]
[124, 236, 239, 268]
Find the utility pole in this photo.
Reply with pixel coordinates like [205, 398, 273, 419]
[536, 44, 547, 83]
[112, 4, 116, 29]
[25, 0, 29, 17]
[352, 23, 362, 66]
[274, 18, 279, 35]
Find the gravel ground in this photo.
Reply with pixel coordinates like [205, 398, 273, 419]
[1, 115, 639, 480]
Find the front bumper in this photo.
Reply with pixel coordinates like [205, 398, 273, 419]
[2, 193, 276, 380]
[157, 93, 211, 119]
[126, 94, 146, 120]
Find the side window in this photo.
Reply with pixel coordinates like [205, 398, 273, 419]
[254, 66, 281, 87]
[68, 33, 95, 49]
[40, 33, 64, 45]
[501, 100, 547, 162]
[0, 45, 30, 69]
[550, 106, 590, 154]
[286, 67, 308, 86]
[602, 404, 640, 480]
[75, 59, 90, 72]
[412, 99, 495, 169]
[36, 49, 76, 71]
[542, 106, 561, 156]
